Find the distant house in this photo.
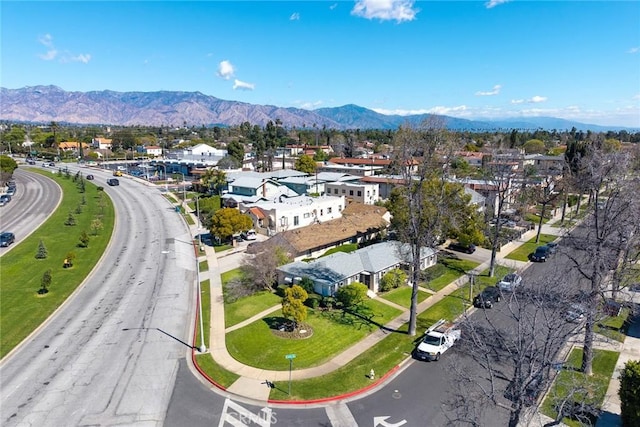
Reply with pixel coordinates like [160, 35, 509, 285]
[276, 241, 436, 296]
[249, 202, 390, 260]
[325, 181, 380, 205]
[58, 141, 89, 154]
[91, 137, 112, 150]
[144, 145, 162, 156]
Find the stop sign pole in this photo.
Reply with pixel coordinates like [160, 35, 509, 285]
[285, 354, 296, 395]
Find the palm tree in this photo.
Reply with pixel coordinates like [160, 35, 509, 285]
[201, 168, 227, 195]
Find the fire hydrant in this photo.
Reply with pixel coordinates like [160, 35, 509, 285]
[369, 369, 375, 380]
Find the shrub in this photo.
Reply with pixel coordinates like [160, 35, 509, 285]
[276, 284, 290, 298]
[78, 231, 90, 248]
[299, 276, 315, 294]
[35, 239, 48, 259]
[305, 293, 321, 309]
[64, 212, 76, 226]
[39, 269, 52, 294]
[336, 282, 368, 309]
[379, 268, 407, 292]
[620, 360, 640, 427]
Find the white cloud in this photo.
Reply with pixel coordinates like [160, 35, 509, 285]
[475, 84, 501, 96]
[38, 33, 57, 60]
[217, 60, 235, 80]
[485, 0, 511, 9]
[351, 0, 419, 23]
[290, 12, 300, 21]
[511, 96, 547, 104]
[627, 47, 639, 54]
[530, 95, 547, 103]
[67, 54, 91, 64]
[633, 93, 640, 100]
[372, 105, 468, 116]
[329, 3, 338, 10]
[296, 100, 324, 109]
[37, 33, 90, 63]
[233, 79, 255, 91]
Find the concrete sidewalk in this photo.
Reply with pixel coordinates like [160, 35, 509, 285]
[186, 201, 581, 403]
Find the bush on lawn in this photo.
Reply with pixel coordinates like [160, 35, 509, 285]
[620, 360, 640, 427]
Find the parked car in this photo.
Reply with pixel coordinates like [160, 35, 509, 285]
[0, 231, 15, 247]
[546, 241, 559, 254]
[473, 286, 502, 308]
[529, 245, 551, 262]
[448, 242, 476, 254]
[0, 194, 11, 203]
[107, 178, 119, 186]
[48, 162, 55, 167]
[86, 174, 95, 180]
[241, 229, 258, 241]
[565, 303, 587, 323]
[497, 273, 523, 292]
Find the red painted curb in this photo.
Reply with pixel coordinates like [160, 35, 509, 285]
[267, 364, 401, 405]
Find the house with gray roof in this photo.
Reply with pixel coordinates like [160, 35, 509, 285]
[276, 241, 436, 296]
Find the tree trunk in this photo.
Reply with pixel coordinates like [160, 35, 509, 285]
[581, 301, 595, 376]
[536, 203, 546, 243]
[408, 250, 420, 336]
[561, 189, 568, 224]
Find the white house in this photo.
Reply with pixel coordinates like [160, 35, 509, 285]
[144, 145, 163, 156]
[325, 181, 380, 205]
[277, 241, 437, 296]
[244, 195, 345, 234]
[91, 138, 112, 150]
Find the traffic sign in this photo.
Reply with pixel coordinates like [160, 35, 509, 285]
[285, 353, 296, 360]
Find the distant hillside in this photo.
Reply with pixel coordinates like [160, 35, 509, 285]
[1, 85, 634, 132]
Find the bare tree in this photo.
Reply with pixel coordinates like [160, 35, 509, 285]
[241, 239, 291, 292]
[446, 277, 584, 427]
[562, 145, 640, 375]
[387, 119, 473, 336]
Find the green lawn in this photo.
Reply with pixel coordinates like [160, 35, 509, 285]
[197, 279, 211, 346]
[195, 353, 240, 388]
[214, 244, 233, 253]
[224, 291, 281, 328]
[199, 260, 209, 272]
[504, 233, 558, 261]
[595, 307, 630, 343]
[379, 286, 429, 309]
[541, 349, 620, 426]
[221, 267, 244, 284]
[0, 171, 115, 358]
[226, 299, 402, 370]
[421, 258, 480, 292]
[269, 326, 414, 400]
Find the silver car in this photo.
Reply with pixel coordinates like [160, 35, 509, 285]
[497, 273, 523, 292]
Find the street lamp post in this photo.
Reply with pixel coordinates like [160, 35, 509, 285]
[158, 164, 168, 192]
[196, 195, 202, 247]
[195, 260, 206, 354]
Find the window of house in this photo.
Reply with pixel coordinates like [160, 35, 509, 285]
[334, 188, 338, 194]
[342, 189, 346, 194]
[327, 207, 332, 214]
[304, 213, 310, 218]
[280, 217, 287, 226]
[357, 191, 362, 197]
[349, 190, 354, 196]
[320, 209, 324, 216]
[294, 216, 299, 226]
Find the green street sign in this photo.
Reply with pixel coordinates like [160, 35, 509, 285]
[285, 354, 296, 360]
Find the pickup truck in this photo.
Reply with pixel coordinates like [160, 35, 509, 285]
[413, 319, 461, 361]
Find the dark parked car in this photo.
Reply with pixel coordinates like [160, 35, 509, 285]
[0, 231, 15, 247]
[448, 242, 476, 254]
[529, 245, 551, 262]
[546, 241, 558, 254]
[473, 286, 502, 308]
[86, 174, 95, 180]
[0, 194, 11, 203]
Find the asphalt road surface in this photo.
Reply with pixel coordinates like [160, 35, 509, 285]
[0, 168, 62, 253]
[0, 165, 196, 426]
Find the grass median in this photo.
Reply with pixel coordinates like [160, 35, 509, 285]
[0, 170, 115, 358]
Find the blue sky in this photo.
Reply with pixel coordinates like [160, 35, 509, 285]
[2, 1, 639, 127]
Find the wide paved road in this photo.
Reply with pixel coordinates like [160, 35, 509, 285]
[0, 166, 196, 426]
[0, 167, 62, 253]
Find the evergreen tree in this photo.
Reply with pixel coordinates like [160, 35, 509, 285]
[35, 239, 48, 259]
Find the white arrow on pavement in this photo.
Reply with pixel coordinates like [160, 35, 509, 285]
[373, 416, 407, 427]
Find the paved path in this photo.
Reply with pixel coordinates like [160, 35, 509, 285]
[186, 200, 636, 421]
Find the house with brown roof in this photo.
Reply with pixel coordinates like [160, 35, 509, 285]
[248, 202, 391, 261]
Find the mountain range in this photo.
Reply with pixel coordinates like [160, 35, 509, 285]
[0, 85, 633, 132]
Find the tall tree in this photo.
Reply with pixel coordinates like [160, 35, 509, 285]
[294, 154, 317, 175]
[209, 208, 253, 242]
[563, 145, 640, 375]
[387, 120, 474, 336]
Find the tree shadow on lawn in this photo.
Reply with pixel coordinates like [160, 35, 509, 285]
[319, 306, 400, 334]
